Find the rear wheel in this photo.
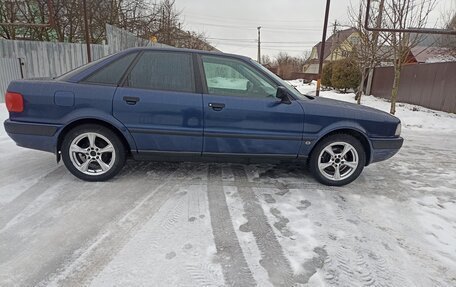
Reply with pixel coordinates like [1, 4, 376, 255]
[61, 124, 126, 181]
[309, 134, 366, 186]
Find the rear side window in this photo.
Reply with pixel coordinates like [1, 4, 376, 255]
[83, 53, 137, 85]
[126, 51, 195, 93]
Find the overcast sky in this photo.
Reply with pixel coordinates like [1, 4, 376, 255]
[174, 0, 455, 59]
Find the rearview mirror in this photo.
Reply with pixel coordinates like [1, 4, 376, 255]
[276, 86, 291, 104]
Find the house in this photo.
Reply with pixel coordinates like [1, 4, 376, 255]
[303, 26, 456, 76]
[303, 28, 360, 74]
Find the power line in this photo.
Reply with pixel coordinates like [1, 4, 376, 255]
[185, 21, 322, 32]
[185, 21, 257, 30]
[183, 13, 323, 25]
[207, 37, 256, 42]
[206, 37, 316, 45]
[211, 42, 313, 48]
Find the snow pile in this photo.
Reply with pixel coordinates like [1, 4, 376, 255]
[288, 80, 456, 133]
[288, 79, 317, 95]
[207, 77, 248, 90]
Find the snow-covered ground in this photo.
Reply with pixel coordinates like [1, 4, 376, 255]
[1, 90, 456, 286]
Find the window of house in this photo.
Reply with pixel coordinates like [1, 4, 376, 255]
[126, 51, 195, 93]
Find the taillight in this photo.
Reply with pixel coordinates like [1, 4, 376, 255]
[5, 92, 24, 113]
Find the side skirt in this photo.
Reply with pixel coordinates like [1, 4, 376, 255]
[132, 150, 305, 164]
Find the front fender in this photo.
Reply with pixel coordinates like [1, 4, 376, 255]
[299, 120, 373, 160]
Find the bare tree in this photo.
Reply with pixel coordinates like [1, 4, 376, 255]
[348, 0, 392, 104]
[438, 12, 456, 55]
[273, 52, 310, 79]
[261, 54, 273, 66]
[0, 0, 212, 50]
[381, 0, 437, 114]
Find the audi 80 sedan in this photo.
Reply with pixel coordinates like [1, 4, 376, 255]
[4, 47, 403, 186]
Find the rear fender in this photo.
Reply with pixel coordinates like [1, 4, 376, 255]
[56, 108, 138, 154]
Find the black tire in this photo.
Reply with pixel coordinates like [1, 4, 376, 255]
[61, 124, 126, 181]
[309, 134, 366, 186]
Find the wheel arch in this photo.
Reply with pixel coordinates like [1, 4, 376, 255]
[309, 128, 372, 166]
[56, 118, 136, 161]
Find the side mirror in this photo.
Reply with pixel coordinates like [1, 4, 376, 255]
[276, 86, 291, 104]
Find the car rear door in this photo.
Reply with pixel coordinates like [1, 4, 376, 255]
[200, 55, 304, 157]
[113, 51, 203, 155]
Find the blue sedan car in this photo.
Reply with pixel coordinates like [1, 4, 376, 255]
[4, 47, 403, 186]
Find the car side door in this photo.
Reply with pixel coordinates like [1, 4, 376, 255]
[113, 51, 203, 156]
[200, 55, 304, 158]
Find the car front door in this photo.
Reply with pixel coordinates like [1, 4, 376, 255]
[113, 51, 203, 155]
[200, 55, 304, 157]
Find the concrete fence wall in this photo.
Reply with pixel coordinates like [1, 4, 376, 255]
[0, 24, 168, 100]
[370, 62, 456, 114]
[0, 58, 22, 99]
[0, 40, 108, 79]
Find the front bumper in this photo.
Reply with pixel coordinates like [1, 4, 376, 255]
[4, 119, 61, 153]
[370, 137, 404, 164]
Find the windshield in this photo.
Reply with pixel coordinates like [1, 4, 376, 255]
[249, 59, 311, 100]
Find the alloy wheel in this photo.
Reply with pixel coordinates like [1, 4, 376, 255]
[317, 141, 359, 181]
[69, 132, 116, 175]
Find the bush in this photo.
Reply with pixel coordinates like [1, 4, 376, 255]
[321, 61, 334, 87]
[331, 59, 361, 92]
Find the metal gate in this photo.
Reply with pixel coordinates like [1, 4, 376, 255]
[0, 58, 22, 102]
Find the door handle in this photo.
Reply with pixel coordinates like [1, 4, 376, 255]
[123, 96, 140, 105]
[208, 103, 225, 111]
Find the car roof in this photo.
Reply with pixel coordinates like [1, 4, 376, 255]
[121, 46, 252, 61]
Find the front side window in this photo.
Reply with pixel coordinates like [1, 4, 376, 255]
[126, 51, 195, 93]
[202, 55, 277, 98]
[83, 52, 137, 85]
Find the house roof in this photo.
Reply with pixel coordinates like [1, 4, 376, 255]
[411, 46, 456, 63]
[313, 28, 357, 59]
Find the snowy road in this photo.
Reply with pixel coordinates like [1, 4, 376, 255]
[1, 98, 456, 286]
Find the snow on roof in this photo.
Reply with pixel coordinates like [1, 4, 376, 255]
[411, 46, 456, 63]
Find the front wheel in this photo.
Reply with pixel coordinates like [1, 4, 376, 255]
[309, 134, 366, 186]
[61, 124, 126, 181]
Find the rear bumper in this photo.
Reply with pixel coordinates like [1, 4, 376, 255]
[4, 119, 60, 153]
[370, 137, 404, 164]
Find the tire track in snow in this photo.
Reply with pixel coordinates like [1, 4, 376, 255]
[38, 163, 189, 287]
[182, 186, 226, 287]
[89, 176, 224, 287]
[207, 164, 257, 287]
[316, 194, 405, 287]
[230, 165, 297, 287]
[0, 166, 66, 230]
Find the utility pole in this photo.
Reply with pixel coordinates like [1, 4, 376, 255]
[365, 0, 385, 96]
[372, 0, 385, 45]
[332, 20, 339, 35]
[316, 0, 331, 97]
[330, 20, 339, 61]
[82, 0, 91, 63]
[257, 26, 261, 63]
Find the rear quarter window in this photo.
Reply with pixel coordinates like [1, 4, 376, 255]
[82, 53, 138, 85]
